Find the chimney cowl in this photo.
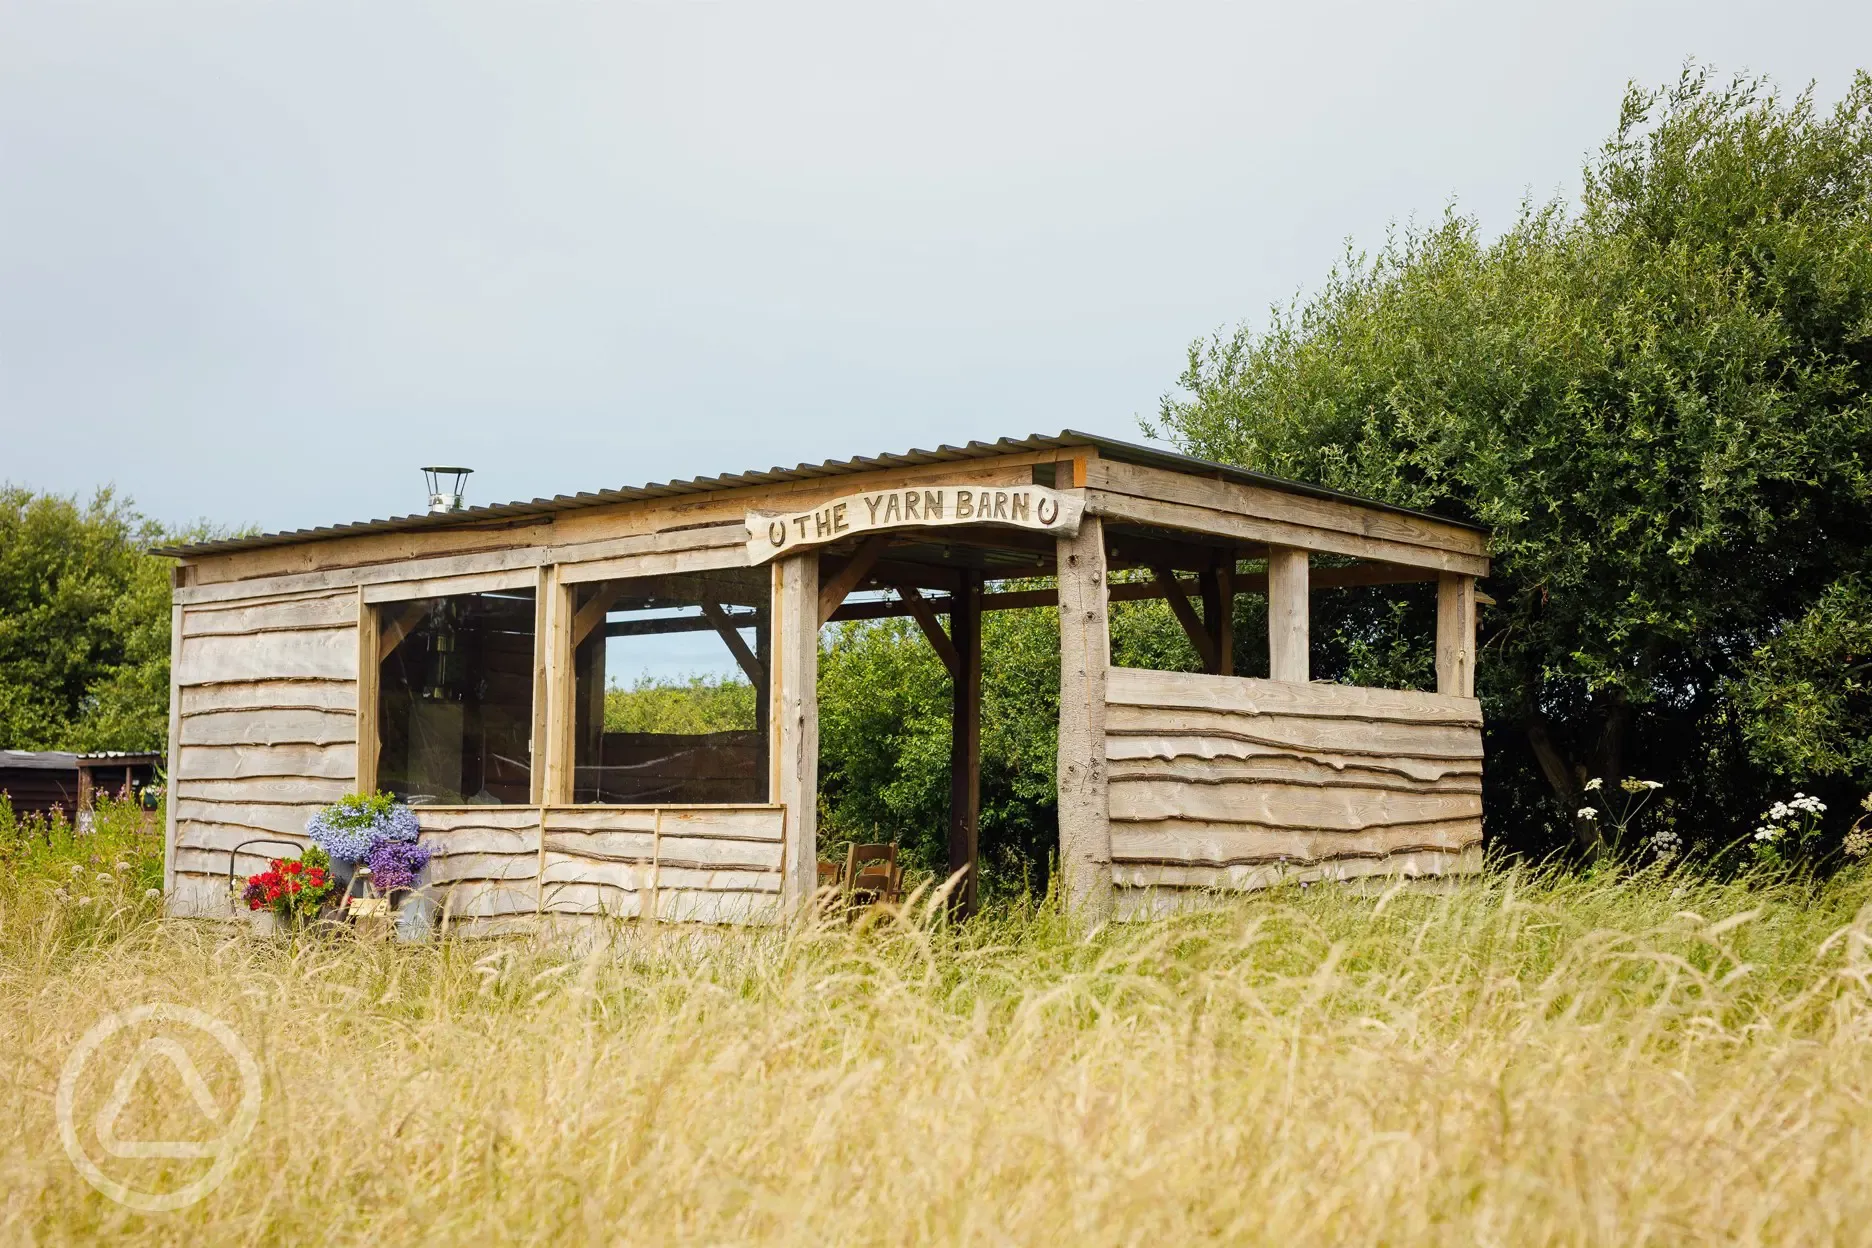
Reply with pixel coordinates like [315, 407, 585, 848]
[421, 466, 473, 514]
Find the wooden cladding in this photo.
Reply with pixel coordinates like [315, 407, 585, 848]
[1103, 667, 1483, 910]
[1081, 457, 1487, 575]
[415, 805, 785, 930]
[167, 589, 361, 906]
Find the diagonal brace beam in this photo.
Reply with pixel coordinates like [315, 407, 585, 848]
[700, 601, 765, 687]
[1152, 564, 1221, 672]
[818, 535, 892, 627]
[895, 583, 961, 680]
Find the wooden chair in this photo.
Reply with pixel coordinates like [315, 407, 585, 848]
[843, 843, 903, 905]
[817, 861, 842, 890]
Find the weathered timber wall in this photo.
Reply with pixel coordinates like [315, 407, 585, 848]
[168, 590, 360, 915]
[1104, 667, 1483, 915]
[164, 514, 790, 926]
[539, 806, 784, 925]
[417, 805, 785, 933]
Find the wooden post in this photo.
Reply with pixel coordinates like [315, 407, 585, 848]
[948, 569, 983, 916]
[527, 569, 550, 805]
[1201, 553, 1234, 677]
[1267, 546, 1309, 684]
[754, 605, 772, 743]
[161, 599, 183, 902]
[1056, 515, 1113, 924]
[540, 567, 574, 805]
[356, 589, 381, 795]
[774, 553, 820, 911]
[1437, 572, 1477, 698]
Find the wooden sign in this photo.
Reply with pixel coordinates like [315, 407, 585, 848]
[748, 483, 1084, 563]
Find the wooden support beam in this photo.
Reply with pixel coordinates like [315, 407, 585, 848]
[1437, 573, 1477, 698]
[774, 554, 820, 910]
[1268, 546, 1309, 683]
[541, 566, 574, 805]
[828, 577, 1197, 621]
[895, 584, 961, 679]
[378, 600, 431, 663]
[821, 561, 1437, 625]
[528, 568, 552, 807]
[1202, 554, 1234, 677]
[1151, 564, 1221, 673]
[570, 582, 630, 649]
[1088, 489, 1490, 576]
[602, 610, 757, 638]
[1057, 515, 1113, 924]
[948, 570, 983, 917]
[818, 534, 891, 626]
[700, 601, 766, 688]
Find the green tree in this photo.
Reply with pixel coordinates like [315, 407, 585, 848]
[818, 599, 1062, 897]
[0, 487, 178, 752]
[1151, 67, 1872, 855]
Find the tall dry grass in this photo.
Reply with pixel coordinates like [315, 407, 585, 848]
[5, 811, 1872, 1244]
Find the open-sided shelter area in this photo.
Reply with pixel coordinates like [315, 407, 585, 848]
[156, 432, 1489, 930]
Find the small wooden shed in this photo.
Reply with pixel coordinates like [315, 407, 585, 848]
[0, 750, 80, 821]
[156, 432, 1489, 929]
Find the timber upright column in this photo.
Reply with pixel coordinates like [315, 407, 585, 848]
[1267, 547, 1309, 683]
[1056, 514, 1113, 924]
[948, 569, 983, 917]
[774, 553, 820, 911]
[1436, 573, 1477, 697]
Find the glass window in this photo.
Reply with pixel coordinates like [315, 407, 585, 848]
[376, 589, 537, 805]
[571, 568, 770, 805]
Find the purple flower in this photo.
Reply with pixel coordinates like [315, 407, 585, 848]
[306, 793, 423, 862]
[366, 840, 432, 892]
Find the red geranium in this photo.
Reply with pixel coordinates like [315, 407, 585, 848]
[242, 845, 337, 924]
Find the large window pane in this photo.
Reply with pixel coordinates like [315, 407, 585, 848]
[377, 589, 536, 805]
[572, 569, 770, 805]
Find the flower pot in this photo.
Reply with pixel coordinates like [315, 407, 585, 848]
[328, 855, 360, 899]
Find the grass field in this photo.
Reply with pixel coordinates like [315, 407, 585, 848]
[5, 804, 1872, 1244]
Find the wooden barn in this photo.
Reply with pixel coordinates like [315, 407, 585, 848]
[155, 432, 1489, 929]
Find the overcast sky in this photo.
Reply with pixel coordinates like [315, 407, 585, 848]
[4, 1, 1868, 539]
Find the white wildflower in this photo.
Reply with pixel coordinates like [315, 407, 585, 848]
[144, 888, 162, 900]
[1577, 807, 1599, 820]
[113, 861, 131, 873]
[95, 873, 114, 885]
[1584, 778, 1604, 792]
[1642, 781, 1663, 791]
[76, 896, 93, 907]
[1844, 827, 1872, 860]
[52, 888, 69, 902]
[68, 864, 83, 878]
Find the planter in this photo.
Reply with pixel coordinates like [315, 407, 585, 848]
[394, 888, 438, 943]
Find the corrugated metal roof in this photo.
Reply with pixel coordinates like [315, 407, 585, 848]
[1, 750, 79, 771]
[155, 429, 1484, 559]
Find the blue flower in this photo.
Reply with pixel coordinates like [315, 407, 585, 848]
[305, 793, 422, 862]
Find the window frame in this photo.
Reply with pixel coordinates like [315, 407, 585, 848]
[355, 571, 547, 807]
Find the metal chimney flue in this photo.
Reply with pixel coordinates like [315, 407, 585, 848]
[422, 466, 473, 514]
